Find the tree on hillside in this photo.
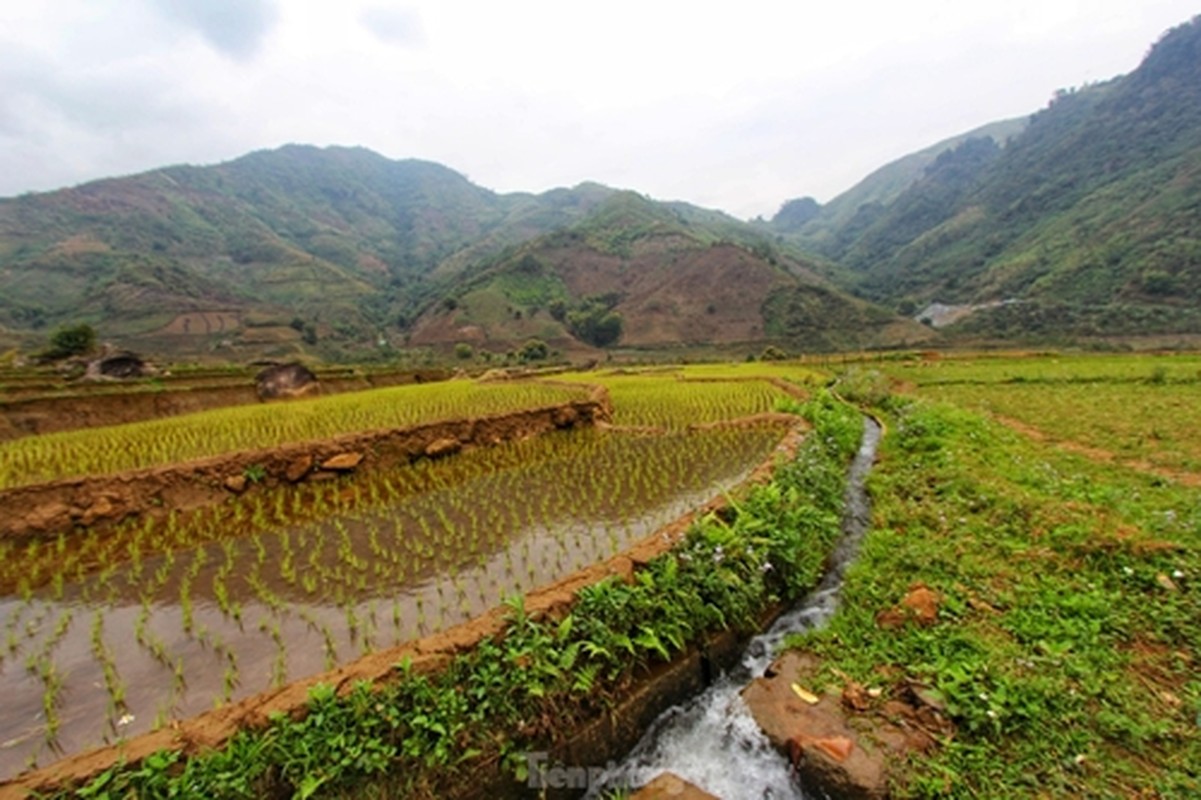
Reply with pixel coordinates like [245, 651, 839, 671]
[563, 294, 624, 347]
[44, 323, 97, 359]
[518, 339, 549, 362]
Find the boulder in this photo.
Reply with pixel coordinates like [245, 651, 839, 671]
[223, 475, 248, 494]
[255, 362, 319, 401]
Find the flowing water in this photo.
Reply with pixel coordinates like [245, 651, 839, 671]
[586, 417, 883, 799]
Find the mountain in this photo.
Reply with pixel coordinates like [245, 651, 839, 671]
[776, 117, 1027, 242]
[408, 191, 921, 353]
[0, 146, 923, 359]
[777, 15, 1201, 339]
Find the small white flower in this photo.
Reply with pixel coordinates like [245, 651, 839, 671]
[1122, 566, 1135, 576]
[117, 713, 135, 727]
[986, 709, 997, 719]
[1173, 569, 1185, 579]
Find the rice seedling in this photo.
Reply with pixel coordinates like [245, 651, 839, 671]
[0, 369, 810, 777]
[0, 380, 588, 489]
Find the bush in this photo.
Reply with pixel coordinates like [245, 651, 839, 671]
[518, 339, 548, 362]
[44, 323, 97, 359]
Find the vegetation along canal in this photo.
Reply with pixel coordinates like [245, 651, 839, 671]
[588, 416, 883, 798]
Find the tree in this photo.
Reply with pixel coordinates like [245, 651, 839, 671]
[564, 296, 623, 347]
[454, 342, 474, 360]
[45, 323, 97, 359]
[518, 339, 548, 362]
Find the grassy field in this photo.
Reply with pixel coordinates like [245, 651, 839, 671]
[787, 355, 1201, 798]
[886, 353, 1201, 474]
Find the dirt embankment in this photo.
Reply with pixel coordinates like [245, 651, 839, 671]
[0, 370, 452, 441]
[2, 419, 805, 800]
[0, 387, 612, 542]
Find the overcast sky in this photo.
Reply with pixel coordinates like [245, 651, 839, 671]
[0, 1, 1196, 219]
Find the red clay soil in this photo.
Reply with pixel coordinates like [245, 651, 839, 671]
[0, 419, 807, 799]
[0, 385, 612, 541]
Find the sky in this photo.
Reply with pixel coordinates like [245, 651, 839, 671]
[0, 1, 1197, 220]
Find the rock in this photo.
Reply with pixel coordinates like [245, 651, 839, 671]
[631, 772, 718, 799]
[743, 651, 928, 800]
[24, 501, 73, 532]
[320, 452, 364, 471]
[842, 680, 872, 712]
[552, 406, 580, 428]
[877, 583, 940, 629]
[84, 351, 154, 381]
[224, 475, 248, 494]
[424, 437, 461, 458]
[284, 455, 314, 482]
[80, 495, 117, 525]
[255, 362, 319, 401]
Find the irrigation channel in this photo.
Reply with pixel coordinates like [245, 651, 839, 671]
[587, 417, 883, 799]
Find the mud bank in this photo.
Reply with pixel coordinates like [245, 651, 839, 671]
[1, 422, 806, 799]
[0, 387, 611, 541]
[0, 370, 452, 441]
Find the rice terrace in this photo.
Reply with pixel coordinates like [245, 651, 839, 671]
[3, 9, 1201, 797]
[0, 350, 1195, 799]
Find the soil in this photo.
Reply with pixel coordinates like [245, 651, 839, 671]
[0, 417, 807, 799]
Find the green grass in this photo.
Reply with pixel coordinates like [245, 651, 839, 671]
[787, 396, 1200, 798]
[882, 352, 1201, 473]
[886, 352, 1201, 386]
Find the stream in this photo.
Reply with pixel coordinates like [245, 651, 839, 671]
[586, 416, 883, 799]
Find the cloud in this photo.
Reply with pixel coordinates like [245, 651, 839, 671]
[151, 0, 279, 60]
[360, 6, 423, 47]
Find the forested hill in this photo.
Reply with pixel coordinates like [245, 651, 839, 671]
[774, 15, 1201, 339]
[0, 145, 924, 359]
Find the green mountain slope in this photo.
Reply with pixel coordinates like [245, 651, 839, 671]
[788, 15, 1201, 337]
[0, 147, 921, 358]
[777, 117, 1027, 243]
